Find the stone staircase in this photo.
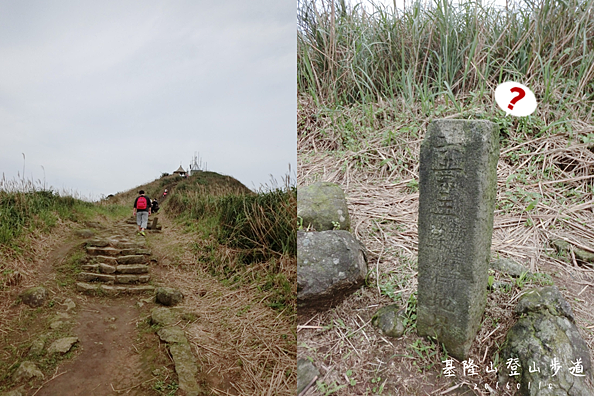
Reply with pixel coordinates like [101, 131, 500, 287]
[75, 234, 156, 296]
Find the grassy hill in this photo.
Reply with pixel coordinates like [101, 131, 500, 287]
[107, 171, 252, 206]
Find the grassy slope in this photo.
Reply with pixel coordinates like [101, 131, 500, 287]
[107, 170, 296, 315]
[297, 0, 593, 395]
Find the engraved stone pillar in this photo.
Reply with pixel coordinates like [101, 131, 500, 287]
[417, 119, 499, 360]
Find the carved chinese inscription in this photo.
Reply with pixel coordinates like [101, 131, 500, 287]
[417, 119, 500, 360]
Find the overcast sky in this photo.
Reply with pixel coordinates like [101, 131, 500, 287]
[0, 1, 296, 199]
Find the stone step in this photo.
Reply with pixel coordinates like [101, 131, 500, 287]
[95, 256, 118, 266]
[107, 238, 146, 249]
[88, 239, 110, 248]
[116, 274, 150, 284]
[86, 246, 122, 256]
[76, 272, 150, 284]
[86, 246, 152, 257]
[90, 254, 149, 266]
[81, 264, 99, 272]
[101, 284, 156, 296]
[116, 264, 149, 274]
[76, 282, 155, 296]
[81, 264, 149, 274]
[117, 255, 149, 265]
[77, 272, 116, 283]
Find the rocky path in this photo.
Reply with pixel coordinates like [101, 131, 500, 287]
[8, 215, 203, 396]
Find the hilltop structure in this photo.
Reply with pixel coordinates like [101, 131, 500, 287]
[189, 152, 204, 175]
[174, 165, 186, 177]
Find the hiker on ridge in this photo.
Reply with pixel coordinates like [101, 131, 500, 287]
[133, 190, 152, 236]
[151, 198, 160, 214]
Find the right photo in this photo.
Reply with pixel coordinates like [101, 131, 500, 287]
[296, 0, 593, 395]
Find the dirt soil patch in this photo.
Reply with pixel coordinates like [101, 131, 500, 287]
[37, 299, 146, 396]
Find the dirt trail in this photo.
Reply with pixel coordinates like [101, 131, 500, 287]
[0, 214, 222, 395]
[38, 300, 145, 395]
[11, 216, 166, 396]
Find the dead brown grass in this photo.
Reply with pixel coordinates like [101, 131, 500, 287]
[297, 94, 593, 395]
[148, 213, 296, 395]
[0, 218, 76, 333]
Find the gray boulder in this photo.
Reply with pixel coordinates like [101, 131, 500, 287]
[28, 337, 46, 357]
[20, 287, 47, 308]
[150, 307, 179, 326]
[550, 239, 594, 265]
[157, 326, 187, 344]
[372, 304, 406, 337]
[297, 358, 319, 395]
[297, 230, 367, 312]
[168, 343, 200, 395]
[156, 287, 184, 306]
[490, 258, 528, 277]
[47, 337, 79, 355]
[13, 361, 44, 382]
[500, 286, 592, 395]
[297, 182, 350, 231]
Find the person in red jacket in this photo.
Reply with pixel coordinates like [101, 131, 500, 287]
[133, 190, 151, 236]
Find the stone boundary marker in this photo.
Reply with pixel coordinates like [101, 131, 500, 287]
[417, 119, 499, 360]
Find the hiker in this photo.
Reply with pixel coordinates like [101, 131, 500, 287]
[151, 198, 160, 214]
[133, 190, 152, 236]
[163, 189, 168, 198]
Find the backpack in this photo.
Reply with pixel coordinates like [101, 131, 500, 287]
[136, 196, 148, 210]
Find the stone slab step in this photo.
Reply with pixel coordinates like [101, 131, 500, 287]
[116, 264, 149, 274]
[84, 263, 150, 274]
[101, 285, 155, 296]
[76, 272, 150, 284]
[86, 246, 122, 256]
[117, 255, 148, 265]
[107, 239, 146, 249]
[81, 264, 99, 272]
[87, 239, 110, 247]
[118, 248, 152, 256]
[116, 274, 150, 284]
[95, 256, 118, 266]
[76, 282, 155, 296]
[77, 272, 115, 283]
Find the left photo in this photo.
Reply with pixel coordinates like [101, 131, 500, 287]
[0, 1, 297, 395]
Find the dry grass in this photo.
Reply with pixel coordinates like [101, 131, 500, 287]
[0, 218, 76, 325]
[297, 95, 593, 395]
[148, 213, 296, 395]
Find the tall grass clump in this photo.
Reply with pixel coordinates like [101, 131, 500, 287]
[0, 180, 94, 248]
[167, 172, 296, 259]
[166, 172, 296, 313]
[297, 0, 593, 121]
[217, 186, 297, 258]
